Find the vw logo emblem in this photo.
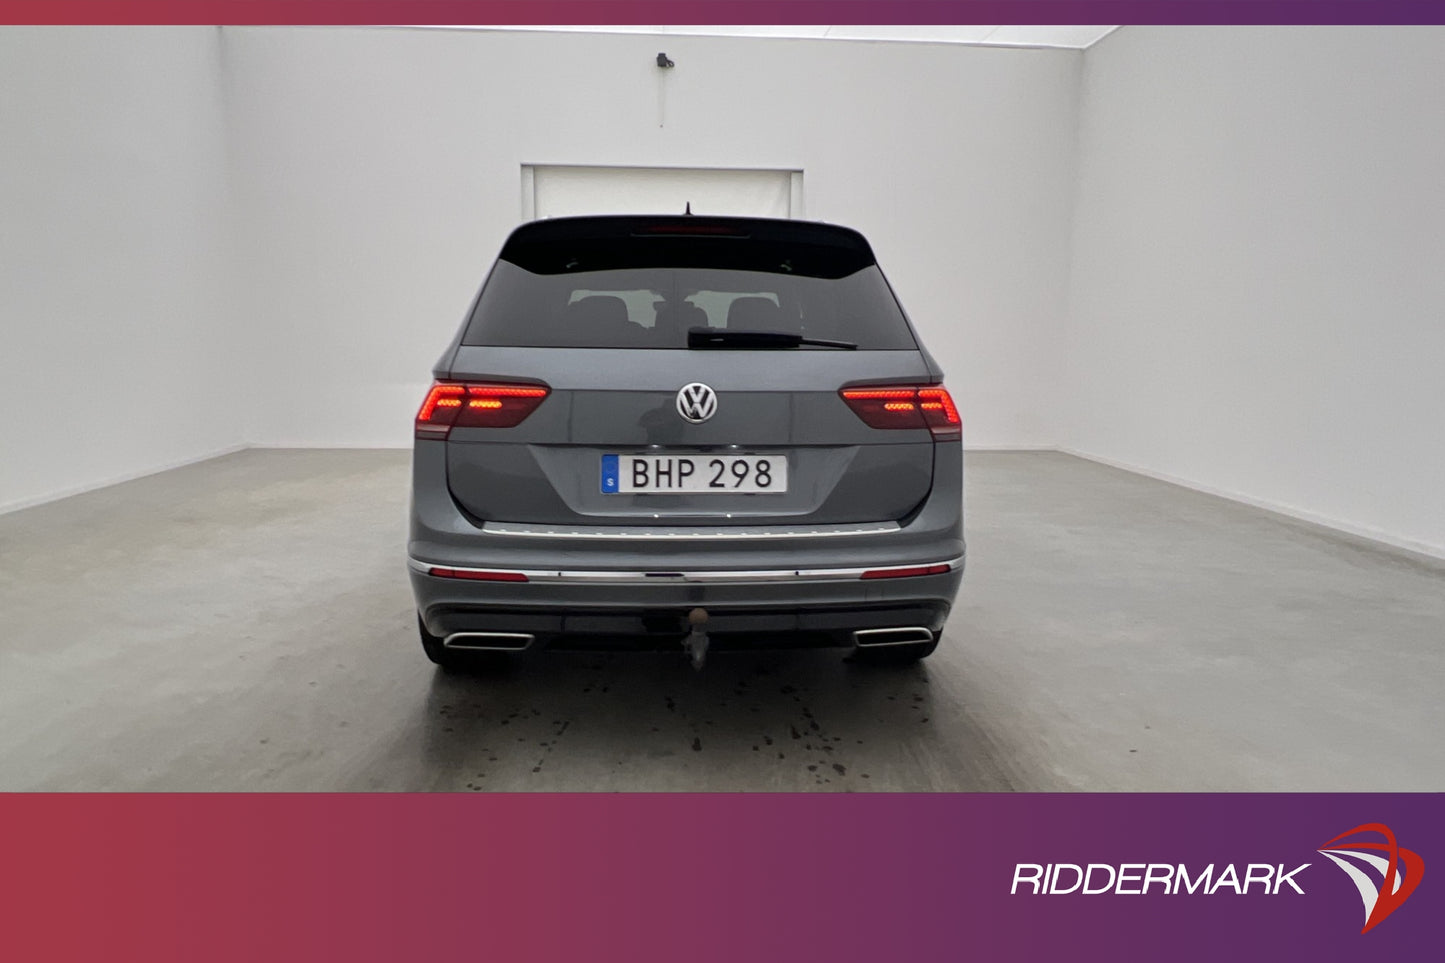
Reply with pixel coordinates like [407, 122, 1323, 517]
[676, 383, 718, 424]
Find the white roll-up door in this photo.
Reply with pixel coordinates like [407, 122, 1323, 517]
[524, 165, 801, 220]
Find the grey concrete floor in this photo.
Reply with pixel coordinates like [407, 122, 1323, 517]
[1, 449, 1441, 791]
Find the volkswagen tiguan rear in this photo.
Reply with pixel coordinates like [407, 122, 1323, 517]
[409, 215, 963, 668]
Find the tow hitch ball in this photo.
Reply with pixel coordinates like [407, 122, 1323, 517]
[682, 608, 710, 670]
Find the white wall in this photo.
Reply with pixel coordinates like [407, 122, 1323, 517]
[1065, 27, 1445, 557]
[222, 27, 1082, 448]
[0, 27, 241, 513]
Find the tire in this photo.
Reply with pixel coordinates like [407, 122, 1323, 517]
[850, 638, 939, 665]
[418, 614, 466, 669]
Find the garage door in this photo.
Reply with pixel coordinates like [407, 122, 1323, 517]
[523, 165, 802, 220]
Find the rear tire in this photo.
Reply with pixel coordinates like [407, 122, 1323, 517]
[419, 615, 466, 669]
[850, 638, 938, 665]
[419, 615, 521, 672]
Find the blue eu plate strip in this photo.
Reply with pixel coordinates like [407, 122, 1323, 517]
[600, 454, 619, 493]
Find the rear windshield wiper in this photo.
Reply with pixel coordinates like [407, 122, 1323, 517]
[687, 327, 858, 350]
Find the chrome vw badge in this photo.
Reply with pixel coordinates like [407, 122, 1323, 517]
[675, 383, 718, 424]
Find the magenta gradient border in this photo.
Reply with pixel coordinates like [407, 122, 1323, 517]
[2, 7, 1440, 962]
[1, 793, 1437, 960]
[3, 2, 1445, 25]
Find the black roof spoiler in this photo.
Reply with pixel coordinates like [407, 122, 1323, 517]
[499, 216, 877, 278]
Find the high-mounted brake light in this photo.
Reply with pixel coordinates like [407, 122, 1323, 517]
[415, 382, 550, 438]
[840, 385, 961, 438]
[636, 223, 748, 236]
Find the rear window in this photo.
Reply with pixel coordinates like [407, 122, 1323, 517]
[462, 262, 917, 350]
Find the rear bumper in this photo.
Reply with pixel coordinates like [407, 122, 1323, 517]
[412, 563, 961, 649]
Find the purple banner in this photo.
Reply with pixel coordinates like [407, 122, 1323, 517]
[0, 793, 1436, 960]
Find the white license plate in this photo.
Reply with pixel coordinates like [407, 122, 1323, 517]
[601, 453, 788, 494]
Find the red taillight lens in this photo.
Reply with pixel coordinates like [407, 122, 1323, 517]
[860, 563, 952, 580]
[840, 385, 961, 438]
[416, 382, 550, 438]
[427, 567, 529, 582]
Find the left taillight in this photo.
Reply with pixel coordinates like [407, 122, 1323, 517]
[415, 382, 550, 439]
[840, 384, 961, 439]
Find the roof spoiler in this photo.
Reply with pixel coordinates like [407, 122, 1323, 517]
[499, 215, 877, 278]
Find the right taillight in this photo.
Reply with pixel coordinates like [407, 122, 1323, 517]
[415, 381, 550, 439]
[840, 385, 961, 438]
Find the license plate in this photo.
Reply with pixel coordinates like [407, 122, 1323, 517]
[601, 453, 788, 494]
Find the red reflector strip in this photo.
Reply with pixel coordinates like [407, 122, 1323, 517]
[860, 563, 951, 580]
[428, 567, 529, 582]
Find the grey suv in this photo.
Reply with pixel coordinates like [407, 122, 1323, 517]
[409, 215, 963, 668]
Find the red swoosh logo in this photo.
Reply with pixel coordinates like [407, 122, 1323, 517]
[1319, 823, 1425, 933]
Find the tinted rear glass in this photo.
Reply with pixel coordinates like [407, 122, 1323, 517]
[462, 262, 917, 350]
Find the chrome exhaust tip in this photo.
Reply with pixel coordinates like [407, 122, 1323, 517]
[853, 626, 934, 648]
[443, 631, 534, 652]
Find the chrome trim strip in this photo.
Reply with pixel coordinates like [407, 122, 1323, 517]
[410, 556, 962, 584]
[479, 521, 901, 540]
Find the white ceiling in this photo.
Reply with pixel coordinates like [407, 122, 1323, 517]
[433, 25, 1120, 50]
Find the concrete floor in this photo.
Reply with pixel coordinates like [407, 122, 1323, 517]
[1, 449, 1441, 791]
